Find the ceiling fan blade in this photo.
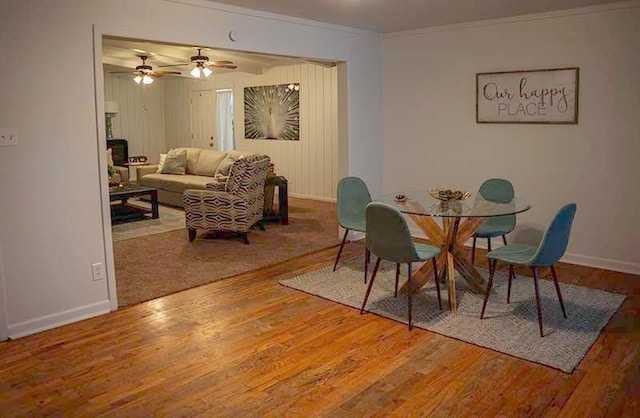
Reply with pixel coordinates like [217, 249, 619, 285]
[208, 63, 237, 69]
[109, 71, 136, 74]
[152, 70, 182, 76]
[157, 63, 190, 68]
[209, 60, 234, 65]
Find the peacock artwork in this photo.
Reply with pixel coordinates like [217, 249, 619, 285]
[244, 83, 300, 140]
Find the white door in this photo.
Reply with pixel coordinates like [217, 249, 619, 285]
[190, 90, 216, 149]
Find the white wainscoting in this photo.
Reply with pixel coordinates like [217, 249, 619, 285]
[103, 69, 166, 165]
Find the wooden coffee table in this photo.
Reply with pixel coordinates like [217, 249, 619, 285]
[109, 184, 159, 224]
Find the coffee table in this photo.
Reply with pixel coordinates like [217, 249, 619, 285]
[109, 184, 159, 224]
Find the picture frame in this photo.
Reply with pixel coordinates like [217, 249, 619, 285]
[244, 83, 300, 140]
[476, 67, 579, 124]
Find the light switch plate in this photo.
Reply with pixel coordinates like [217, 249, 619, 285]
[0, 128, 18, 147]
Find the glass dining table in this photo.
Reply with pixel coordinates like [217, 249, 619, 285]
[376, 190, 531, 313]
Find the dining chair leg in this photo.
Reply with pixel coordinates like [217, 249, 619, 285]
[507, 265, 515, 303]
[394, 263, 400, 298]
[487, 237, 492, 254]
[360, 258, 381, 314]
[531, 267, 545, 337]
[333, 229, 349, 271]
[480, 259, 497, 319]
[364, 248, 370, 284]
[502, 235, 508, 246]
[471, 236, 477, 264]
[432, 257, 442, 310]
[550, 265, 567, 318]
[407, 263, 413, 331]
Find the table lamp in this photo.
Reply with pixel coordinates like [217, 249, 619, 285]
[105, 101, 120, 139]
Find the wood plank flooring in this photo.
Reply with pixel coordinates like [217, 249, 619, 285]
[0, 243, 638, 416]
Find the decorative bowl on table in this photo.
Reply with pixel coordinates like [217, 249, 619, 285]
[393, 193, 408, 203]
[428, 188, 471, 202]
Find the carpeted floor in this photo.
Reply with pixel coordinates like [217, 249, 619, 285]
[280, 257, 625, 373]
[113, 197, 340, 307]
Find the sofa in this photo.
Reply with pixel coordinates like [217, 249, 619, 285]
[136, 147, 247, 207]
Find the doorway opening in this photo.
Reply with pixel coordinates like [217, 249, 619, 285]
[99, 35, 348, 308]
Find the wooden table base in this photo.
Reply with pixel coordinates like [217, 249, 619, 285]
[400, 214, 488, 313]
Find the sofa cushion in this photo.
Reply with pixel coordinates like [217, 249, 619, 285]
[140, 174, 212, 194]
[193, 149, 228, 177]
[160, 149, 187, 175]
[174, 147, 202, 174]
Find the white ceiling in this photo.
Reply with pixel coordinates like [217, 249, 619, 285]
[103, 38, 336, 76]
[209, 0, 623, 33]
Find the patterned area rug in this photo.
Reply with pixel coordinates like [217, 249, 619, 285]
[280, 257, 625, 373]
[111, 200, 185, 242]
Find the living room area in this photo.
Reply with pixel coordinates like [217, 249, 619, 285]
[103, 36, 346, 307]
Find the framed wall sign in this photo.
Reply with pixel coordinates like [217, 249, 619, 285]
[476, 67, 579, 124]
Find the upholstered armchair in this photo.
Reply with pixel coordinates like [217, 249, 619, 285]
[183, 154, 271, 244]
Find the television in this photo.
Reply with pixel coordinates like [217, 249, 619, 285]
[107, 139, 128, 166]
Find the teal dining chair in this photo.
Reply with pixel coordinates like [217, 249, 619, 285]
[471, 178, 517, 264]
[334, 176, 373, 283]
[480, 203, 577, 337]
[360, 202, 442, 330]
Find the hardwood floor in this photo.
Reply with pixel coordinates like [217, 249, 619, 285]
[0, 243, 638, 416]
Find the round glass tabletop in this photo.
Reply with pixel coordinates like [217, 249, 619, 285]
[376, 190, 531, 218]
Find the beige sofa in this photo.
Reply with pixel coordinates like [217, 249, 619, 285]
[136, 147, 247, 207]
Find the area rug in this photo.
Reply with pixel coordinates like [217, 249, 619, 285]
[111, 201, 185, 242]
[279, 257, 625, 373]
[114, 197, 340, 307]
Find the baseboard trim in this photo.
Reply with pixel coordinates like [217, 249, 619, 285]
[407, 223, 640, 275]
[290, 193, 336, 203]
[8, 300, 112, 339]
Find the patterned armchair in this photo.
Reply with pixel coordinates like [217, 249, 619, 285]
[184, 154, 271, 244]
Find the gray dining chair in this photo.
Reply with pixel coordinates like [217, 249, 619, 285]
[360, 202, 442, 330]
[471, 178, 517, 264]
[334, 176, 373, 283]
[480, 203, 577, 337]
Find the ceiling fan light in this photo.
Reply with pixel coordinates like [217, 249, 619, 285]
[191, 66, 201, 78]
[142, 75, 154, 85]
[202, 67, 212, 77]
[133, 75, 142, 84]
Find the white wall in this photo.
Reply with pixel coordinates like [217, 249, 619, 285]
[383, 3, 640, 273]
[103, 70, 166, 165]
[0, 0, 383, 337]
[164, 63, 339, 199]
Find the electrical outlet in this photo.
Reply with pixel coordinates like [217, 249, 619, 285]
[0, 128, 18, 147]
[91, 262, 106, 281]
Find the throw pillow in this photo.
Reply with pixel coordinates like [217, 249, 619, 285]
[156, 153, 167, 173]
[214, 156, 235, 177]
[160, 149, 187, 175]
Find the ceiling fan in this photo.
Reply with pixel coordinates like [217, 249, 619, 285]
[110, 55, 181, 85]
[159, 48, 237, 78]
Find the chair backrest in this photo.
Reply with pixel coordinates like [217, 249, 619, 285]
[337, 177, 372, 231]
[478, 178, 514, 203]
[530, 203, 577, 266]
[226, 154, 271, 197]
[366, 202, 419, 263]
[476, 178, 517, 233]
